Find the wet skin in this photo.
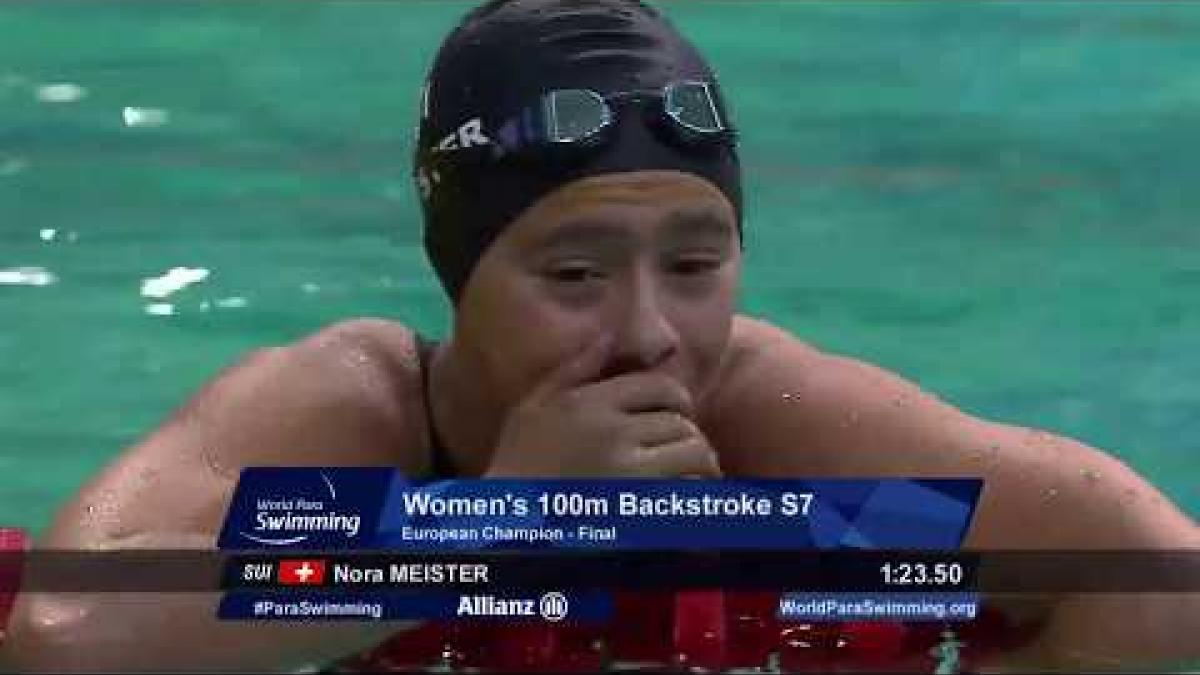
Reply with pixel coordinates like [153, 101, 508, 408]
[2, 171, 1197, 672]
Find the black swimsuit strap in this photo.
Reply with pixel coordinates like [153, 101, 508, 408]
[414, 333, 457, 479]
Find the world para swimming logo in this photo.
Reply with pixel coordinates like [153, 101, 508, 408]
[239, 471, 362, 546]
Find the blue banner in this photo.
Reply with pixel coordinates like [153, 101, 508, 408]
[778, 592, 981, 623]
[218, 467, 393, 549]
[218, 589, 612, 622]
[218, 469, 980, 552]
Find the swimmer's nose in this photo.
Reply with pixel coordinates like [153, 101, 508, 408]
[608, 268, 679, 373]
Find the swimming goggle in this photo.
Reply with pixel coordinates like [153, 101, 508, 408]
[492, 80, 736, 161]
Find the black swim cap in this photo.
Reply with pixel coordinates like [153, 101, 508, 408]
[414, 0, 743, 304]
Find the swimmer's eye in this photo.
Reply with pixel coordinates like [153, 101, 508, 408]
[666, 256, 722, 276]
[543, 262, 604, 284]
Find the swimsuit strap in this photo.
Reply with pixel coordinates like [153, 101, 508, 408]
[414, 333, 457, 479]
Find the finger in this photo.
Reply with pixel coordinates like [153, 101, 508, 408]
[584, 372, 694, 418]
[627, 411, 698, 447]
[628, 436, 722, 478]
[528, 331, 614, 401]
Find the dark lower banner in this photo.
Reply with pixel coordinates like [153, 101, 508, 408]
[217, 590, 984, 624]
[5, 550, 1198, 592]
[218, 589, 613, 622]
[223, 551, 983, 592]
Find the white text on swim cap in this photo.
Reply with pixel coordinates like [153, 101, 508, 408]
[435, 117, 491, 153]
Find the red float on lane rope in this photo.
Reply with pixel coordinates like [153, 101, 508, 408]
[0, 527, 30, 643]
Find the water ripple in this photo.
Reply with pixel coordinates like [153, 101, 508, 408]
[0, 266, 57, 287]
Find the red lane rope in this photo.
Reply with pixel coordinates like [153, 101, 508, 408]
[334, 591, 1038, 672]
[0, 528, 30, 643]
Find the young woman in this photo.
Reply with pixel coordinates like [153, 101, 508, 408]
[4, 0, 1196, 671]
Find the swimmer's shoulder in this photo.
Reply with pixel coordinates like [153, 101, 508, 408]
[35, 318, 431, 552]
[700, 314, 841, 470]
[701, 313, 843, 419]
[706, 313, 1085, 477]
[705, 314, 1198, 547]
[272, 317, 434, 476]
[704, 313, 1022, 475]
[150, 316, 432, 477]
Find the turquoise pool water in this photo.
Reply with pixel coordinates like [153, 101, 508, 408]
[1, 1, 1197, 535]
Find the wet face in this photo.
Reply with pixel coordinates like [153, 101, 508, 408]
[454, 170, 741, 411]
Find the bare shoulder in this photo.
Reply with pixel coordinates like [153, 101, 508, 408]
[712, 313, 933, 405]
[700, 314, 816, 413]
[43, 317, 431, 549]
[703, 313, 922, 459]
[172, 316, 428, 468]
[293, 317, 422, 367]
[705, 314, 1198, 549]
[8, 317, 428, 675]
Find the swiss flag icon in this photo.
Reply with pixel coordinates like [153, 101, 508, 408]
[278, 559, 327, 586]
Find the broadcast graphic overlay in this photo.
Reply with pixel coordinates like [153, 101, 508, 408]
[216, 469, 984, 623]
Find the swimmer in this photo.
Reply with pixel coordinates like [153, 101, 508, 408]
[930, 629, 966, 675]
[3, 0, 1197, 671]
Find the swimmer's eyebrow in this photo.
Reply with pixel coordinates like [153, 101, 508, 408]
[531, 210, 733, 251]
[533, 219, 634, 251]
[659, 209, 735, 244]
